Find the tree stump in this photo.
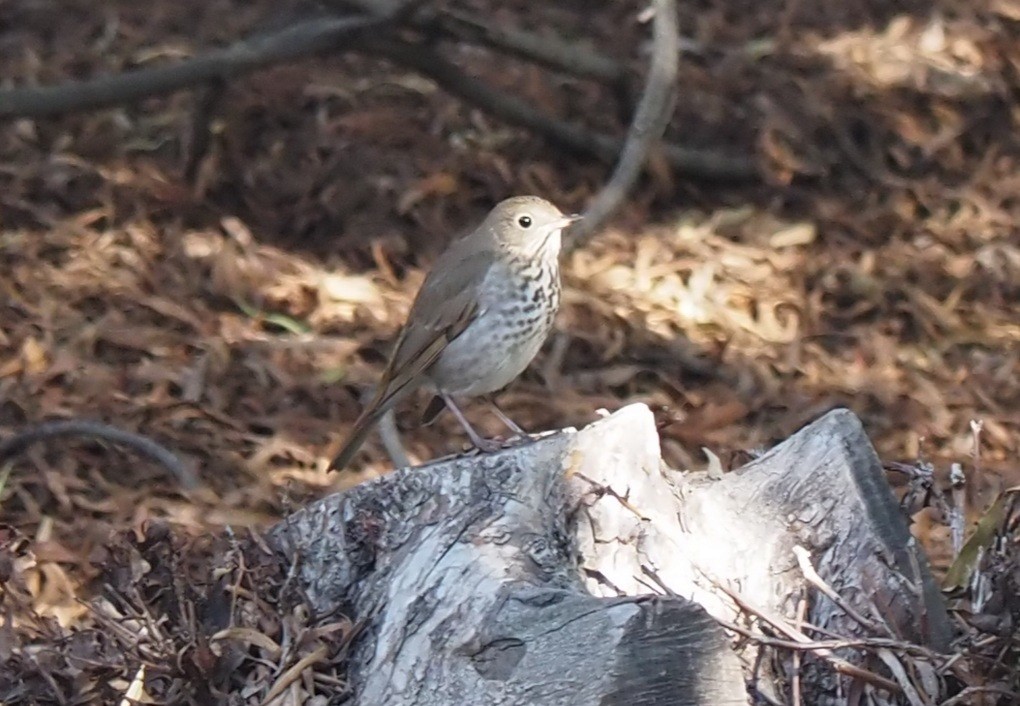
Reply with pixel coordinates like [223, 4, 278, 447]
[271, 405, 951, 705]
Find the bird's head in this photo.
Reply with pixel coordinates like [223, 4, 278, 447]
[482, 195, 581, 258]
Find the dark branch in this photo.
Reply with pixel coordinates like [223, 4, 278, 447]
[569, 0, 680, 245]
[0, 420, 198, 489]
[0, 5, 756, 182]
[0, 15, 382, 119]
[425, 9, 628, 86]
[361, 39, 755, 181]
[326, 0, 628, 85]
[184, 79, 226, 182]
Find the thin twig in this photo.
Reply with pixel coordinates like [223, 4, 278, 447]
[792, 588, 808, 706]
[948, 462, 967, 556]
[886, 460, 953, 520]
[875, 649, 928, 706]
[938, 685, 1018, 706]
[260, 644, 329, 705]
[184, 79, 226, 183]
[0, 420, 198, 488]
[970, 419, 983, 478]
[793, 545, 890, 637]
[716, 618, 934, 655]
[705, 572, 904, 694]
[646, 561, 939, 696]
[0, 15, 384, 118]
[568, 0, 680, 245]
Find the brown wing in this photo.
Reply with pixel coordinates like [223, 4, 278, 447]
[327, 239, 493, 471]
[373, 237, 494, 409]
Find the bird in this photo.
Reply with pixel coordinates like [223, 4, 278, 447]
[328, 195, 580, 472]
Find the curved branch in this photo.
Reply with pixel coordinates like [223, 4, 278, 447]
[0, 6, 756, 182]
[0, 420, 198, 489]
[0, 15, 382, 119]
[377, 408, 411, 469]
[568, 0, 680, 246]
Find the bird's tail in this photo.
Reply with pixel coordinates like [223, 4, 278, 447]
[327, 407, 383, 472]
[327, 379, 416, 472]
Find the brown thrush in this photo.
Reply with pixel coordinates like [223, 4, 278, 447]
[328, 196, 579, 471]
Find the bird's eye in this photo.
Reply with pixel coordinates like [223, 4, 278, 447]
[517, 215, 532, 228]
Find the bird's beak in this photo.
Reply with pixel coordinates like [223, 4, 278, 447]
[553, 213, 583, 229]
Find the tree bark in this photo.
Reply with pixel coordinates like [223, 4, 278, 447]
[271, 404, 950, 704]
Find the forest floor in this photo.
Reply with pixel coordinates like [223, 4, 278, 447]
[1, 0, 1018, 702]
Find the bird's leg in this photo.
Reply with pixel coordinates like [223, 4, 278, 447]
[485, 396, 528, 438]
[441, 392, 502, 453]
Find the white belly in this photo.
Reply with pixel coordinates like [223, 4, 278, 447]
[427, 261, 559, 397]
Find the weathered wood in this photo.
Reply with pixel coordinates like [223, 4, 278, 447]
[271, 404, 950, 704]
[572, 406, 951, 704]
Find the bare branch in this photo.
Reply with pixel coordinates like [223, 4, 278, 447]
[183, 79, 226, 182]
[326, 0, 628, 85]
[0, 15, 382, 119]
[568, 0, 680, 246]
[426, 9, 628, 86]
[0, 4, 756, 182]
[0, 420, 198, 489]
[377, 409, 411, 469]
[362, 39, 756, 181]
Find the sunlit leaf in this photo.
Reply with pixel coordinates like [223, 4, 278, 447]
[943, 486, 1020, 591]
[234, 299, 311, 335]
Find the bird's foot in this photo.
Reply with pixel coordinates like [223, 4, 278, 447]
[472, 436, 505, 453]
[485, 397, 528, 437]
[474, 433, 539, 454]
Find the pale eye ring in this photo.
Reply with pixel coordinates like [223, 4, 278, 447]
[517, 215, 532, 228]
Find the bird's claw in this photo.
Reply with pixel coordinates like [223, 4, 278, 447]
[472, 436, 505, 453]
[471, 433, 537, 454]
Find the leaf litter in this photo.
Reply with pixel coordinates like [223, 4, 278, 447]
[1, 0, 1019, 702]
